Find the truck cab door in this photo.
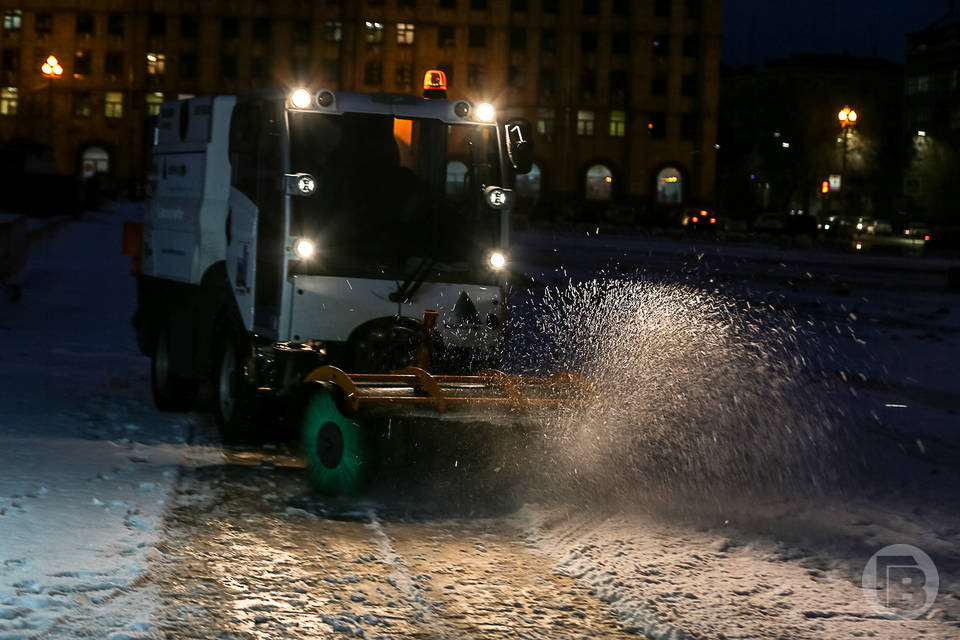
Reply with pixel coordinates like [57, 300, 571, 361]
[228, 99, 283, 336]
[225, 192, 257, 331]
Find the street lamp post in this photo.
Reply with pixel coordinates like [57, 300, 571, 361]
[838, 105, 858, 215]
[40, 55, 63, 144]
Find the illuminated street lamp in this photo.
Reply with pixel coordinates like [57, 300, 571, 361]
[837, 106, 858, 214]
[40, 55, 63, 143]
[41, 55, 63, 77]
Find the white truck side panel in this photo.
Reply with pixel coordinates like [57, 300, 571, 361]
[194, 96, 235, 284]
[287, 276, 502, 348]
[144, 96, 235, 286]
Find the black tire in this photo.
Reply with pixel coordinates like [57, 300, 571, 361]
[213, 334, 256, 443]
[151, 325, 198, 412]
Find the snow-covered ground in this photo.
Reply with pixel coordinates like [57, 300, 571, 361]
[1, 207, 958, 639]
[0, 207, 196, 640]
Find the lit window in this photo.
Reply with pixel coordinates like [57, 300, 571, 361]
[146, 52, 166, 75]
[324, 21, 342, 42]
[585, 165, 613, 201]
[365, 21, 384, 45]
[146, 92, 164, 117]
[576, 109, 594, 136]
[74, 92, 92, 117]
[0, 87, 17, 115]
[105, 91, 123, 118]
[537, 107, 554, 138]
[3, 9, 22, 32]
[656, 167, 682, 203]
[609, 110, 626, 137]
[396, 22, 415, 45]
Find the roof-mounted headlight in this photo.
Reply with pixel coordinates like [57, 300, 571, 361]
[476, 102, 495, 122]
[290, 88, 312, 109]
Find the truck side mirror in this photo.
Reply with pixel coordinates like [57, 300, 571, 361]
[504, 118, 533, 175]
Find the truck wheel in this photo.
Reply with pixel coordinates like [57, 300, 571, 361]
[214, 336, 255, 443]
[151, 326, 197, 412]
[302, 387, 369, 495]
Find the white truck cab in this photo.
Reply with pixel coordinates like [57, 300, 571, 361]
[133, 79, 533, 438]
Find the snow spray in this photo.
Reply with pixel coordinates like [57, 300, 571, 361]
[508, 278, 842, 507]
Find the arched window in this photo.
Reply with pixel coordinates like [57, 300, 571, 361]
[656, 166, 683, 204]
[445, 160, 468, 197]
[81, 146, 109, 179]
[514, 162, 541, 199]
[585, 164, 613, 201]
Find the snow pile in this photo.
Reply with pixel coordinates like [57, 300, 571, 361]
[0, 206, 192, 639]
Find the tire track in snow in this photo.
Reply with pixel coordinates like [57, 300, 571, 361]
[366, 510, 451, 638]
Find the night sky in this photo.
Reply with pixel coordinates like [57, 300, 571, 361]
[723, 0, 953, 66]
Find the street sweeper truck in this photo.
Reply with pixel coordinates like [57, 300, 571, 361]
[124, 72, 586, 493]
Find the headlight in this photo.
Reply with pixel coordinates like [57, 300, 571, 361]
[476, 102, 495, 122]
[297, 175, 316, 194]
[294, 239, 315, 259]
[489, 251, 506, 270]
[483, 185, 512, 210]
[290, 88, 312, 109]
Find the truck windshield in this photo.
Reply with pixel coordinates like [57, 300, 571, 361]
[289, 111, 502, 280]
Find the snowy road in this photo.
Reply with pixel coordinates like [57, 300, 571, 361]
[2, 207, 959, 639]
[141, 454, 644, 640]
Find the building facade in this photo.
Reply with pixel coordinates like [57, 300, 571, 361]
[904, 4, 960, 221]
[0, 0, 721, 211]
[719, 54, 904, 221]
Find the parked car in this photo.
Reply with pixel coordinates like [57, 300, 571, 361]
[902, 221, 932, 239]
[679, 208, 720, 232]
